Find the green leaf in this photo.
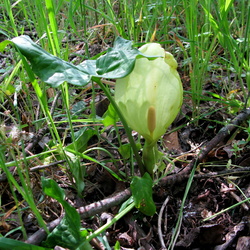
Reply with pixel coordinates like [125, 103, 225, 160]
[78, 37, 140, 79]
[102, 103, 119, 127]
[118, 143, 142, 159]
[0, 237, 52, 250]
[66, 128, 97, 153]
[0, 40, 12, 52]
[118, 144, 132, 159]
[95, 37, 139, 78]
[43, 205, 83, 249]
[71, 101, 86, 116]
[41, 178, 89, 249]
[8, 36, 160, 88]
[130, 173, 156, 216]
[64, 151, 85, 195]
[11, 36, 91, 87]
[77, 59, 97, 76]
[94, 37, 160, 78]
[114, 241, 121, 250]
[42, 177, 65, 202]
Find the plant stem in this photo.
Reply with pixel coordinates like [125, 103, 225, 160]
[142, 141, 158, 176]
[86, 202, 135, 242]
[94, 78, 145, 175]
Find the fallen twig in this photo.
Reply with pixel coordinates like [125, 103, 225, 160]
[193, 166, 250, 179]
[214, 219, 247, 250]
[159, 108, 250, 187]
[158, 196, 170, 249]
[123, 213, 156, 250]
[0, 160, 66, 182]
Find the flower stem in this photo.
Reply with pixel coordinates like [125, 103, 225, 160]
[94, 78, 145, 176]
[142, 141, 158, 176]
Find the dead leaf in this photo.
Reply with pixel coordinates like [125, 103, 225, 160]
[163, 131, 182, 153]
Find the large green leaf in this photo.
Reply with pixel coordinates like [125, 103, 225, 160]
[11, 36, 91, 87]
[79, 37, 160, 79]
[42, 205, 84, 249]
[130, 173, 156, 216]
[3, 36, 160, 87]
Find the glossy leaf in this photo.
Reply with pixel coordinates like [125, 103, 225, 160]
[11, 36, 91, 87]
[6, 36, 160, 88]
[95, 37, 139, 78]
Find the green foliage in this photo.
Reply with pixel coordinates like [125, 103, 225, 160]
[2, 35, 151, 175]
[0, 151, 49, 236]
[102, 103, 119, 126]
[41, 178, 135, 249]
[0, 36, 159, 87]
[118, 144, 134, 160]
[66, 128, 97, 153]
[5, 36, 91, 87]
[0, 237, 52, 250]
[201, 0, 250, 99]
[41, 177, 92, 249]
[94, 37, 159, 77]
[130, 173, 156, 216]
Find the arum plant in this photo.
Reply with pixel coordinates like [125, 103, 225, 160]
[115, 43, 183, 175]
[0, 36, 182, 217]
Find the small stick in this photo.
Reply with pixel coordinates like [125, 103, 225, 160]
[0, 160, 66, 182]
[197, 108, 250, 161]
[158, 196, 170, 249]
